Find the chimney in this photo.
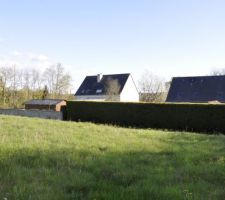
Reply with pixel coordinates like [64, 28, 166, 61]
[97, 73, 102, 83]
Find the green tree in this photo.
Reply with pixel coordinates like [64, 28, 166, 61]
[42, 85, 49, 100]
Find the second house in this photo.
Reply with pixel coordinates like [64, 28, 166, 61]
[75, 73, 139, 102]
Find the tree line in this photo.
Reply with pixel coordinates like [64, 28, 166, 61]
[0, 63, 72, 108]
[0, 65, 172, 107]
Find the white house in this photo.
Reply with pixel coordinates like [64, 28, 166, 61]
[75, 73, 139, 102]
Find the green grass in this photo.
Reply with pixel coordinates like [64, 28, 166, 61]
[0, 115, 224, 200]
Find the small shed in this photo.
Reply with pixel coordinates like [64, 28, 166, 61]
[25, 99, 66, 111]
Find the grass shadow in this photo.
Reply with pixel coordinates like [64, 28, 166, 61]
[0, 148, 224, 200]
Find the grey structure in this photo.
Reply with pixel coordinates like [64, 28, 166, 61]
[166, 75, 225, 103]
[25, 99, 66, 111]
[25, 99, 64, 105]
[0, 109, 63, 120]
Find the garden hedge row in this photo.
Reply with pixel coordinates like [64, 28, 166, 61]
[66, 101, 225, 134]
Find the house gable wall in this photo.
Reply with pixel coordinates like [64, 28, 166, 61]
[120, 75, 139, 102]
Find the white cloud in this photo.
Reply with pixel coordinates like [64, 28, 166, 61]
[12, 51, 49, 62]
[12, 50, 23, 56]
[0, 51, 52, 71]
[30, 54, 49, 62]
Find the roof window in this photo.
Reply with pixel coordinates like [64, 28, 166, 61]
[96, 89, 102, 93]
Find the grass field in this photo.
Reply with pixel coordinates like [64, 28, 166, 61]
[0, 115, 224, 200]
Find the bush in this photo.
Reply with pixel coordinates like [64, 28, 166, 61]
[66, 101, 225, 133]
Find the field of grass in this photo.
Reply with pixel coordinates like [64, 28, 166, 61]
[0, 115, 224, 200]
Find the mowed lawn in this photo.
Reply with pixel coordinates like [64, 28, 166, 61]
[0, 116, 224, 200]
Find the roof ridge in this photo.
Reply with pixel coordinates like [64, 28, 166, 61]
[173, 75, 225, 79]
[25, 99, 65, 102]
[85, 73, 130, 77]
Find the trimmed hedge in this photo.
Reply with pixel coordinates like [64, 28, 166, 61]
[60, 105, 67, 121]
[66, 101, 225, 133]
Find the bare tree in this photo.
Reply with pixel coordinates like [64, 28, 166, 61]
[0, 73, 4, 105]
[210, 68, 225, 75]
[0, 66, 21, 106]
[22, 69, 32, 100]
[0, 66, 12, 105]
[0, 63, 72, 107]
[138, 70, 166, 102]
[9, 65, 21, 107]
[105, 78, 121, 101]
[55, 63, 71, 96]
[43, 63, 72, 98]
[31, 68, 41, 91]
[43, 66, 56, 95]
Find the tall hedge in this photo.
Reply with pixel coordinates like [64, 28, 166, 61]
[66, 101, 225, 133]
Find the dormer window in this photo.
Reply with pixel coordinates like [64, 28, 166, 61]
[96, 89, 102, 93]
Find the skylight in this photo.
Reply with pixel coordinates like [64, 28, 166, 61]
[96, 89, 102, 93]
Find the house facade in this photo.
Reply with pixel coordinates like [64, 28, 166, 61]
[75, 73, 139, 102]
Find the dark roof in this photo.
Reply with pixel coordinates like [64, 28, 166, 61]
[75, 73, 130, 96]
[25, 99, 65, 105]
[166, 75, 225, 103]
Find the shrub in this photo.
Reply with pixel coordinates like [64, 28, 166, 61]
[60, 105, 67, 121]
[66, 101, 225, 134]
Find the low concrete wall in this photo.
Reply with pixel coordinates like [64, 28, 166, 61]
[0, 109, 63, 120]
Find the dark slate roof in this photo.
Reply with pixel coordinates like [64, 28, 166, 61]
[75, 73, 130, 96]
[166, 75, 225, 103]
[25, 99, 65, 105]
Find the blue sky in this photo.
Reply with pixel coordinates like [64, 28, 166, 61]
[1, 0, 225, 90]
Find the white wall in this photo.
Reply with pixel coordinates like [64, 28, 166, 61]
[0, 109, 63, 120]
[120, 75, 139, 102]
[75, 95, 120, 101]
[75, 95, 107, 101]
